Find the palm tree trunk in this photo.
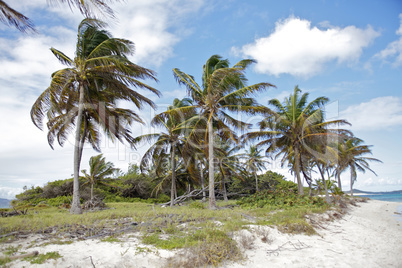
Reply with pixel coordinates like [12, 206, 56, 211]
[200, 161, 206, 202]
[221, 176, 228, 202]
[90, 183, 94, 202]
[350, 168, 354, 197]
[294, 146, 304, 195]
[70, 84, 84, 215]
[170, 143, 176, 207]
[78, 116, 88, 165]
[336, 171, 342, 191]
[318, 164, 331, 204]
[254, 171, 259, 192]
[208, 119, 216, 209]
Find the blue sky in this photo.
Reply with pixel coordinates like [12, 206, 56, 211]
[0, 0, 401, 199]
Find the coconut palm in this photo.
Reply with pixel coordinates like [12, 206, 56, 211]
[336, 136, 382, 196]
[31, 18, 159, 214]
[81, 154, 117, 201]
[244, 86, 348, 195]
[171, 55, 274, 209]
[133, 98, 195, 207]
[240, 145, 268, 192]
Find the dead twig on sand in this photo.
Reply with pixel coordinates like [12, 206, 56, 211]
[267, 240, 311, 256]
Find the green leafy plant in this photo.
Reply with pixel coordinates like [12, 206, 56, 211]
[25, 251, 62, 264]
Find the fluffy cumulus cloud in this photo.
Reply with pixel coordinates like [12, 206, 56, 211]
[340, 96, 402, 131]
[375, 13, 402, 66]
[234, 16, 380, 77]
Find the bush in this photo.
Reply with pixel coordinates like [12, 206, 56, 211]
[237, 181, 327, 209]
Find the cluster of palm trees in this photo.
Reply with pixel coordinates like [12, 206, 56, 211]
[4, 1, 381, 213]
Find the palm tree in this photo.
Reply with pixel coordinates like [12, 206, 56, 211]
[244, 86, 348, 195]
[0, 0, 116, 33]
[336, 136, 382, 196]
[81, 154, 117, 201]
[31, 19, 159, 214]
[171, 55, 274, 209]
[240, 145, 268, 192]
[133, 98, 195, 207]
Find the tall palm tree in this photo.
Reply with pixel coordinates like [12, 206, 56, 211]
[133, 98, 195, 207]
[81, 154, 117, 201]
[31, 19, 159, 214]
[0, 0, 116, 33]
[171, 55, 274, 209]
[336, 136, 382, 196]
[244, 86, 348, 195]
[240, 145, 268, 192]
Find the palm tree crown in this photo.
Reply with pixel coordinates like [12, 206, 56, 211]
[81, 154, 117, 201]
[171, 54, 275, 209]
[244, 86, 348, 195]
[337, 136, 382, 196]
[31, 18, 160, 214]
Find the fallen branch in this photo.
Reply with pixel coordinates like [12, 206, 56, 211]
[160, 186, 209, 206]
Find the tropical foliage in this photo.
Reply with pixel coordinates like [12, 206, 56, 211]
[0, 0, 116, 33]
[169, 55, 275, 209]
[31, 18, 159, 214]
[244, 86, 349, 196]
[335, 136, 382, 196]
[81, 154, 117, 201]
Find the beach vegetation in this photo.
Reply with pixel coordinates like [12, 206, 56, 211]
[24, 251, 62, 264]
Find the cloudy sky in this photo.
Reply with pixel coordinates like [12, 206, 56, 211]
[1, 0, 401, 199]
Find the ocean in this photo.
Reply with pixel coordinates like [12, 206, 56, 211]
[359, 193, 402, 203]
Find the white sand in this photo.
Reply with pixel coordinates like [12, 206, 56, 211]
[2, 200, 401, 268]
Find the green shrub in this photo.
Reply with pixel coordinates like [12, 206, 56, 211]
[237, 182, 327, 209]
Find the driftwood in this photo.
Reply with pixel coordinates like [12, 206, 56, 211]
[0, 208, 28, 217]
[160, 187, 208, 206]
[160, 184, 248, 207]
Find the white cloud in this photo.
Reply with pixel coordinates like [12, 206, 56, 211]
[0, 187, 23, 200]
[375, 13, 402, 67]
[109, 0, 204, 67]
[340, 96, 402, 131]
[234, 16, 380, 77]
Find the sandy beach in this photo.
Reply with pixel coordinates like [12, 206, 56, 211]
[1, 199, 401, 268]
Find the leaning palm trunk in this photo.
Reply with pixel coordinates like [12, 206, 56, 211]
[71, 85, 85, 214]
[294, 147, 304, 195]
[208, 119, 216, 209]
[170, 143, 176, 207]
